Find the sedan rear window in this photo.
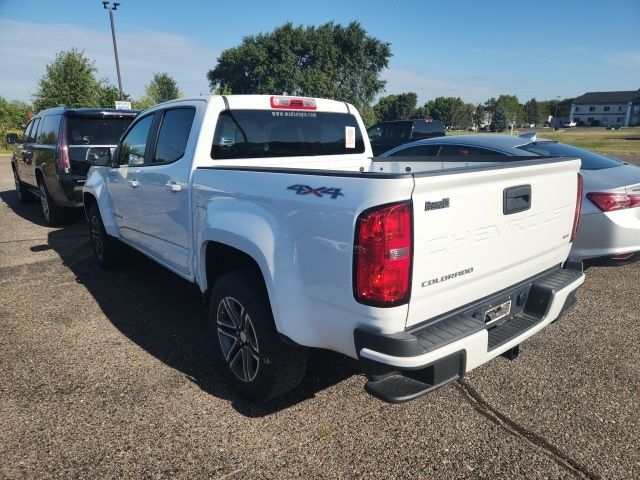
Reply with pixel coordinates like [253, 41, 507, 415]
[518, 142, 621, 170]
[211, 110, 365, 159]
[67, 117, 134, 146]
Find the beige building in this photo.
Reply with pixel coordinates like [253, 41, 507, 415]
[570, 89, 640, 127]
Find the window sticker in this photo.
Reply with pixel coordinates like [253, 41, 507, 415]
[345, 126, 356, 149]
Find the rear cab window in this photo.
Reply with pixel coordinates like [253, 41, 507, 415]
[411, 120, 445, 138]
[438, 145, 506, 157]
[211, 110, 365, 159]
[517, 142, 621, 170]
[389, 144, 440, 157]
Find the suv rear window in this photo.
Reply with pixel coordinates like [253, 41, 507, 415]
[67, 117, 133, 146]
[518, 142, 621, 170]
[212, 110, 365, 159]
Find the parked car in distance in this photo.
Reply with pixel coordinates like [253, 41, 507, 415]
[367, 119, 445, 156]
[562, 121, 577, 128]
[8, 107, 138, 226]
[382, 134, 640, 264]
[83, 95, 584, 404]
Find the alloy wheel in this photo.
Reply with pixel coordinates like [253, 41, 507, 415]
[216, 296, 260, 382]
[89, 216, 104, 260]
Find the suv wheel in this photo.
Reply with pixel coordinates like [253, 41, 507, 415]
[37, 177, 69, 226]
[87, 204, 122, 269]
[209, 270, 308, 402]
[13, 169, 33, 203]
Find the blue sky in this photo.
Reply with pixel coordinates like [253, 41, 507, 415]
[1, 0, 639, 105]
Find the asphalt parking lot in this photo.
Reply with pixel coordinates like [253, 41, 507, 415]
[1, 153, 639, 479]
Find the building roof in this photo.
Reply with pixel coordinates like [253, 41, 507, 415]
[573, 89, 640, 104]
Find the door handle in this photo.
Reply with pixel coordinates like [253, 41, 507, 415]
[129, 180, 140, 188]
[503, 185, 531, 215]
[166, 181, 182, 192]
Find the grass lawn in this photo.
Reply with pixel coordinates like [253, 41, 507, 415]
[449, 127, 640, 156]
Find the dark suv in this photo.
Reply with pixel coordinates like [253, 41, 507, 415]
[367, 119, 445, 156]
[8, 107, 138, 226]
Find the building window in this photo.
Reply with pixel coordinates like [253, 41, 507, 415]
[604, 106, 610, 112]
[617, 117, 624, 123]
[589, 107, 595, 112]
[618, 106, 624, 111]
[634, 105, 640, 113]
[575, 106, 581, 112]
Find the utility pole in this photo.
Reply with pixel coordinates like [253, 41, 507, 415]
[103, 2, 123, 100]
[553, 95, 561, 130]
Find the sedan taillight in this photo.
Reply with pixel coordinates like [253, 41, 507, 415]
[586, 192, 640, 212]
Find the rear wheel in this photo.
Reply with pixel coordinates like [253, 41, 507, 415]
[37, 177, 70, 226]
[87, 204, 122, 269]
[209, 270, 308, 402]
[13, 168, 33, 203]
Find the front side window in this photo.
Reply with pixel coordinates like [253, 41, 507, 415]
[37, 115, 61, 145]
[367, 124, 385, 140]
[388, 144, 440, 157]
[23, 120, 35, 143]
[212, 110, 365, 159]
[117, 114, 155, 166]
[518, 142, 621, 170]
[438, 144, 505, 156]
[25, 118, 40, 143]
[153, 108, 195, 163]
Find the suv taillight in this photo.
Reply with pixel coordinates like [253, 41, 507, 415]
[571, 174, 583, 241]
[57, 118, 70, 173]
[586, 191, 640, 212]
[354, 202, 412, 306]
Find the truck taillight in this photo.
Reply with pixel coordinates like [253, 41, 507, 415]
[571, 174, 583, 242]
[354, 202, 412, 306]
[57, 118, 70, 173]
[270, 96, 317, 110]
[586, 191, 640, 212]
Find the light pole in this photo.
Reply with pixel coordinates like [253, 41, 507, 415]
[103, 2, 123, 100]
[553, 95, 560, 130]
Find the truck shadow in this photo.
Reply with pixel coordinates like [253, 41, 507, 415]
[38, 223, 360, 417]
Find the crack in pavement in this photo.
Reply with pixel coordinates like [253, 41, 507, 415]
[454, 379, 600, 480]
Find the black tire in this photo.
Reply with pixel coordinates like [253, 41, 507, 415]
[209, 270, 308, 402]
[37, 176, 71, 226]
[12, 167, 33, 203]
[87, 204, 123, 269]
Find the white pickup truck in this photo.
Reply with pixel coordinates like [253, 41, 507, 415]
[83, 95, 585, 403]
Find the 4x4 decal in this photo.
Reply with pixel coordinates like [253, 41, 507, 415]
[287, 184, 344, 199]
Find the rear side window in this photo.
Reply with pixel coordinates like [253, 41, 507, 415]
[67, 117, 133, 145]
[388, 144, 440, 157]
[438, 145, 505, 156]
[211, 110, 365, 159]
[117, 114, 155, 166]
[517, 142, 621, 170]
[37, 115, 62, 145]
[383, 121, 412, 140]
[154, 108, 195, 164]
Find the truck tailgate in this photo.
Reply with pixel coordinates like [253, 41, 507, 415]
[407, 158, 581, 328]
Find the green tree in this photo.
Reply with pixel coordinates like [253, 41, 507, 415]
[207, 21, 391, 115]
[524, 98, 540, 126]
[495, 95, 524, 127]
[32, 48, 105, 112]
[473, 104, 486, 130]
[490, 108, 508, 132]
[98, 83, 131, 108]
[422, 97, 473, 128]
[373, 92, 418, 122]
[134, 73, 181, 109]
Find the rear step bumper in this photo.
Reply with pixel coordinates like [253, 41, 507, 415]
[355, 263, 585, 403]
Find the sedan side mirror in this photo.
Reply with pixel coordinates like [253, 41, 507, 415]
[6, 133, 21, 144]
[86, 147, 112, 167]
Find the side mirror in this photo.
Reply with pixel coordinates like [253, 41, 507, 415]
[6, 133, 20, 144]
[86, 147, 112, 167]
